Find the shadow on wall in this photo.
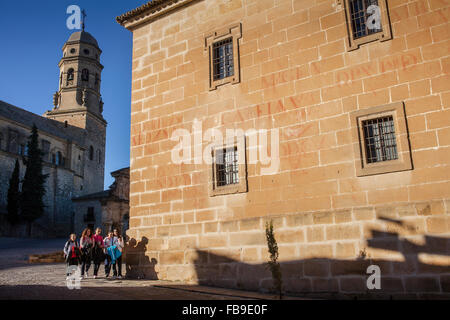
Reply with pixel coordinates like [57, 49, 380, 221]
[124, 236, 158, 280]
[191, 217, 450, 299]
[122, 217, 450, 299]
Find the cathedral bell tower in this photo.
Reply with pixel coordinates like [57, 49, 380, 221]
[44, 22, 107, 196]
[44, 26, 106, 129]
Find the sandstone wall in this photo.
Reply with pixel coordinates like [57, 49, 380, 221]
[126, 0, 450, 298]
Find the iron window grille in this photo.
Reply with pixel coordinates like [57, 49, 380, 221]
[210, 136, 248, 196]
[212, 37, 234, 81]
[215, 146, 239, 187]
[349, 0, 382, 39]
[343, 0, 392, 51]
[362, 116, 398, 164]
[350, 102, 412, 176]
[205, 23, 242, 90]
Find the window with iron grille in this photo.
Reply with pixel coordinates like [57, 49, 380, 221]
[344, 0, 392, 51]
[210, 138, 248, 196]
[350, 102, 412, 177]
[349, 0, 382, 39]
[213, 38, 234, 81]
[215, 146, 239, 187]
[362, 116, 398, 163]
[206, 23, 242, 90]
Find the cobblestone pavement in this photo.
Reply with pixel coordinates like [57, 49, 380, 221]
[0, 238, 261, 300]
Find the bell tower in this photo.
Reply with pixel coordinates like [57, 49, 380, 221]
[44, 23, 107, 195]
[44, 25, 106, 129]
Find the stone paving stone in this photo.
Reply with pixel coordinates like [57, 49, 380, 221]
[0, 238, 292, 300]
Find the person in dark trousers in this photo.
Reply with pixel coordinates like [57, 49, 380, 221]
[112, 228, 125, 279]
[92, 227, 104, 279]
[103, 231, 114, 278]
[80, 228, 94, 278]
[63, 233, 81, 279]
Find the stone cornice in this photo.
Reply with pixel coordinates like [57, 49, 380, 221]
[58, 56, 104, 70]
[116, 0, 200, 31]
[62, 40, 102, 53]
[45, 108, 108, 126]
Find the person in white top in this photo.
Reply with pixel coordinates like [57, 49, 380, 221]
[103, 231, 114, 278]
[112, 228, 125, 279]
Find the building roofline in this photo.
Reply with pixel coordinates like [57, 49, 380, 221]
[116, 0, 199, 30]
[0, 100, 86, 146]
[72, 190, 110, 202]
[111, 167, 130, 176]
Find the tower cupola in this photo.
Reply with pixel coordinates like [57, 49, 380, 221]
[47, 29, 105, 124]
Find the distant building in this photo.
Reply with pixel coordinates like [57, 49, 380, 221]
[73, 167, 130, 235]
[117, 0, 450, 297]
[0, 30, 107, 237]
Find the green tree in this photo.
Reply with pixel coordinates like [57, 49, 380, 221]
[21, 124, 48, 236]
[265, 220, 283, 299]
[6, 159, 21, 225]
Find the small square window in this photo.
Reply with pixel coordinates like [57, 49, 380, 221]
[344, 0, 392, 51]
[210, 136, 247, 196]
[351, 102, 412, 176]
[205, 23, 241, 90]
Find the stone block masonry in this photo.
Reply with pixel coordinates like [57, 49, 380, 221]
[118, 0, 450, 298]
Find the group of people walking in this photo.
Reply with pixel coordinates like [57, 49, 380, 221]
[63, 227, 124, 280]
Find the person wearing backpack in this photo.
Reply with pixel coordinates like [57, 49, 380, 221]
[80, 228, 94, 278]
[92, 227, 104, 279]
[63, 233, 82, 279]
[103, 231, 114, 279]
[112, 228, 125, 279]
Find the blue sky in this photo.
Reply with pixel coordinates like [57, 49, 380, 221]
[0, 0, 145, 187]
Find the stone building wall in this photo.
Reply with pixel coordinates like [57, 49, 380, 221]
[73, 168, 130, 236]
[0, 105, 105, 237]
[82, 115, 107, 195]
[73, 199, 103, 236]
[0, 151, 77, 237]
[121, 0, 450, 297]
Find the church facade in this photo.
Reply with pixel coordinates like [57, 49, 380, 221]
[0, 30, 107, 237]
[73, 167, 130, 236]
[118, 0, 450, 297]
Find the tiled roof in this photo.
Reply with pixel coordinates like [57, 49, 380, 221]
[116, 0, 172, 25]
[67, 31, 99, 48]
[0, 100, 86, 146]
